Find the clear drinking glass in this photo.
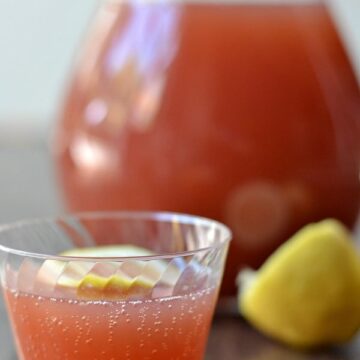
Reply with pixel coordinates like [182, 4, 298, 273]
[0, 212, 231, 360]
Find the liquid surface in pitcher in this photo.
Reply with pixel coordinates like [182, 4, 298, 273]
[55, 0, 360, 295]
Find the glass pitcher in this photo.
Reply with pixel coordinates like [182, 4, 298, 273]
[54, 0, 360, 297]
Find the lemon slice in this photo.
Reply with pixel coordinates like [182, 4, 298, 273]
[237, 219, 360, 348]
[60, 245, 152, 258]
[62, 245, 156, 299]
[38, 245, 173, 299]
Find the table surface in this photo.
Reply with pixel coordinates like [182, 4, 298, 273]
[0, 145, 359, 359]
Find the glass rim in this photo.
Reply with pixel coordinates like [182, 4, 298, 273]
[0, 211, 232, 262]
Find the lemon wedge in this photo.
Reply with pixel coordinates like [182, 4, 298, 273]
[38, 245, 171, 299]
[238, 219, 360, 348]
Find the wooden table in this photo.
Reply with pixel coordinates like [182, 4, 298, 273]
[0, 146, 359, 359]
[208, 315, 360, 359]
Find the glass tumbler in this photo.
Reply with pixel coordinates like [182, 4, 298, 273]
[0, 212, 231, 360]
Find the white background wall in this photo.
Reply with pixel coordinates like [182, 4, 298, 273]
[0, 0, 98, 138]
[0, 0, 360, 139]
